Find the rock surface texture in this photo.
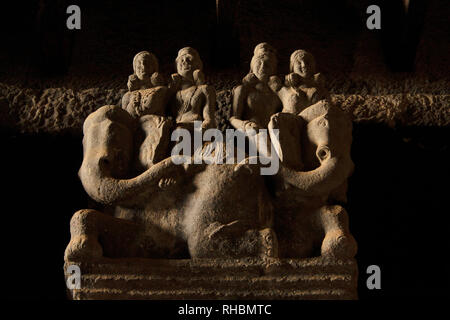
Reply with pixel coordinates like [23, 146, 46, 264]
[64, 257, 358, 300]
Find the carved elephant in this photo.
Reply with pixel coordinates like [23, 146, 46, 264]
[268, 100, 357, 258]
[65, 105, 277, 261]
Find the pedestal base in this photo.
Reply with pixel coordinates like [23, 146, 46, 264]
[64, 257, 358, 300]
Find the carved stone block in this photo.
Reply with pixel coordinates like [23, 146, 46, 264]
[64, 257, 358, 300]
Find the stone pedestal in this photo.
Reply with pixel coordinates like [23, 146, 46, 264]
[64, 257, 358, 300]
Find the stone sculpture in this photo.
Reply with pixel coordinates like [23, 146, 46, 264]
[230, 42, 282, 132]
[64, 45, 357, 299]
[65, 48, 277, 262]
[269, 102, 357, 258]
[276, 49, 329, 114]
[229, 43, 282, 158]
[121, 51, 169, 118]
[267, 48, 356, 258]
[169, 47, 216, 131]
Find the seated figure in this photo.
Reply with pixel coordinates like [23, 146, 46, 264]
[230, 43, 282, 159]
[268, 50, 330, 170]
[121, 51, 169, 118]
[266, 50, 356, 259]
[230, 42, 282, 132]
[275, 49, 328, 115]
[169, 47, 216, 131]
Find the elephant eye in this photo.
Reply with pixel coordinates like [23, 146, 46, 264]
[319, 118, 328, 127]
[317, 146, 330, 161]
[99, 156, 110, 167]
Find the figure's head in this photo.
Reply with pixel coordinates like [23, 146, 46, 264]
[254, 42, 277, 57]
[176, 47, 203, 79]
[290, 50, 316, 79]
[250, 43, 277, 82]
[133, 51, 159, 80]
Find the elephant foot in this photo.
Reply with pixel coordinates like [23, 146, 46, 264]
[258, 228, 279, 258]
[321, 230, 357, 258]
[64, 235, 103, 262]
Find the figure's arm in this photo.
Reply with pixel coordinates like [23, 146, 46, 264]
[151, 72, 165, 87]
[168, 73, 182, 95]
[121, 92, 131, 110]
[269, 75, 282, 93]
[127, 74, 140, 91]
[314, 73, 330, 101]
[230, 85, 252, 131]
[232, 85, 245, 119]
[201, 85, 217, 129]
[122, 74, 140, 109]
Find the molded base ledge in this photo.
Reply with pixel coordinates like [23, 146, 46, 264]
[64, 257, 358, 300]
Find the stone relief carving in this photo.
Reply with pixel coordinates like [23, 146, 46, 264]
[121, 51, 168, 118]
[277, 49, 329, 114]
[169, 47, 216, 131]
[230, 43, 281, 132]
[64, 44, 357, 265]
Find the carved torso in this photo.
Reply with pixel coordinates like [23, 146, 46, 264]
[244, 83, 281, 128]
[278, 86, 309, 114]
[173, 85, 206, 124]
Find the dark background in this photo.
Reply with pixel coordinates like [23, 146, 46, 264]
[0, 0, 449, 300]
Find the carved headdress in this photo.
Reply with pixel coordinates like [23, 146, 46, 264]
[251, 42, 277, 69]
[243, 43, 278, 86]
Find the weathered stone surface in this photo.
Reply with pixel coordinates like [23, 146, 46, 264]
[64, 257, 358, 300]
[2, 81, 447, 135]
[0, 82, 125, 134]
[62, 47, 358, 305]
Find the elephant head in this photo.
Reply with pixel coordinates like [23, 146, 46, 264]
[79, 105, 184, 205]
[279, 102, 354, 201]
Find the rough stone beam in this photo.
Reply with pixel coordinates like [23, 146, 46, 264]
[1, 84, 448, 134]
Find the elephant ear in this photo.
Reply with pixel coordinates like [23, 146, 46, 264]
[81, 105, 135, 180]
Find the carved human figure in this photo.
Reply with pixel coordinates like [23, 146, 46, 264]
[121, 51, 169, 118]
[230, 43, 282, 132]
[275, 49, 328, 115]
[169, 47, 216, 131]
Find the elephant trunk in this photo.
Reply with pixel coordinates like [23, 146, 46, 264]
[280, 148, 353, 196]
[79, 156, 180, 205]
